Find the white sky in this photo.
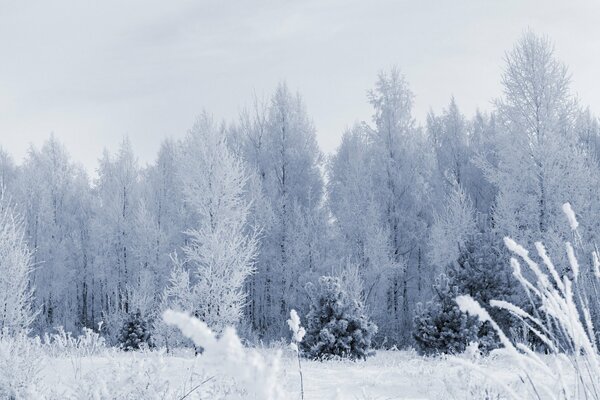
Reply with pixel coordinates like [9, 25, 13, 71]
[1, 0, 599, 172]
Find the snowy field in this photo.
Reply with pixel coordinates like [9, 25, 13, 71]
[4, 5, 600, 400]
[34, 348, 525, 399]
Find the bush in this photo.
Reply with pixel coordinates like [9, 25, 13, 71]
[42, 325, 106, 357]
[302, 276, 377, 360]
[0, 334, 44, 399]
[118, 310, 152, 351]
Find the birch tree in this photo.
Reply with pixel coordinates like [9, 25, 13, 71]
[0, 194, 36, 336]
[171, 113, 258, 333]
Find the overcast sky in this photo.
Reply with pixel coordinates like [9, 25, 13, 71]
[1, 0, 599, 172]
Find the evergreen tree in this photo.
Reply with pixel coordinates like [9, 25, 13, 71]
[414, 230, 512, 355]
[302, 276, 377, 361]
[413, 274, 480, 355]
[118, 310, 152, 351]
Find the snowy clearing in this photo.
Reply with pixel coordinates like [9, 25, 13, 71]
[36, 349, 528, 399]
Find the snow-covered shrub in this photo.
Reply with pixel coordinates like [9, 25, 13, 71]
[163, 309, 286, 400]
[42, 325, 106, 357]
[413, 274, 482, 355]
[118, 310, 152, 351]
[302, 276, 377, 361]
[456, 203, 600, 399]
[0, 334, 44, 399]
[62, 353, 177, 400]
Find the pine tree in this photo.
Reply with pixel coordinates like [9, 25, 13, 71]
[413, 274, 481, 355]
[302, 276, 377, 361]
[118, 310, 151, 351]
[414, 230, 512, 355]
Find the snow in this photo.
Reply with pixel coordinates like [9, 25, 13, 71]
[36, 349, 526, 399]
[562, 202, 579, 231]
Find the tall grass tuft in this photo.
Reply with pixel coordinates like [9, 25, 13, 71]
[163, 310, 286, 400]
[456, 202, 600, 400]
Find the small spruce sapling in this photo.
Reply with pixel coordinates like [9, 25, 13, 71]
[287, 309, 305, 400]
[302, 276, 377, 360]
[118, 310, 152, 351]
[413, 274, 481, 355]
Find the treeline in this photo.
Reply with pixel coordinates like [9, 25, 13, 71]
[1, 31, 599, 349]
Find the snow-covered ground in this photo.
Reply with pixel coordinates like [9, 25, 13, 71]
[36, 348, 523, 399]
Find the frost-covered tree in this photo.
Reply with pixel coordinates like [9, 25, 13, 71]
[427, 98, 495, 215]
[141, 139, 187, 282]
[0, 194, 36, 336]
[327, 124, 398, 337]
[575, 107, 600, 165]
[15, 135, 94, 333]
[483, 31, 599, 255]
[327, 69, 436, 346]
[94, 137, 141, 337]
[231, 84, 327, 339]
[429, 184, 477, 269]
[368, 68, 434, 344]
[171, 114, 258, 333]
[0, 149, 17, 192]
[468, 110, 498, 213]
[428, 97, 470, 189]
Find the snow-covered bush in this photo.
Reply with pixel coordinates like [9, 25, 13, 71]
[118, 310, 152, 351]
[456, 203, 600, 399]
[163, 309, 286, 400]
[58, 353, 192, 400]
[0, 334, 44, 399]
[413, 274, 482, 355]
[302, 276, 377, 361]
[42, 325, 106, 357]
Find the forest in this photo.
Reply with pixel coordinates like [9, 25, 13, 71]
[2, 31, 600, 398]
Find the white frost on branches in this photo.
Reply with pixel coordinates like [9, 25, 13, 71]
[0, 193, 36, 336]
[165, 114, 259, 334]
